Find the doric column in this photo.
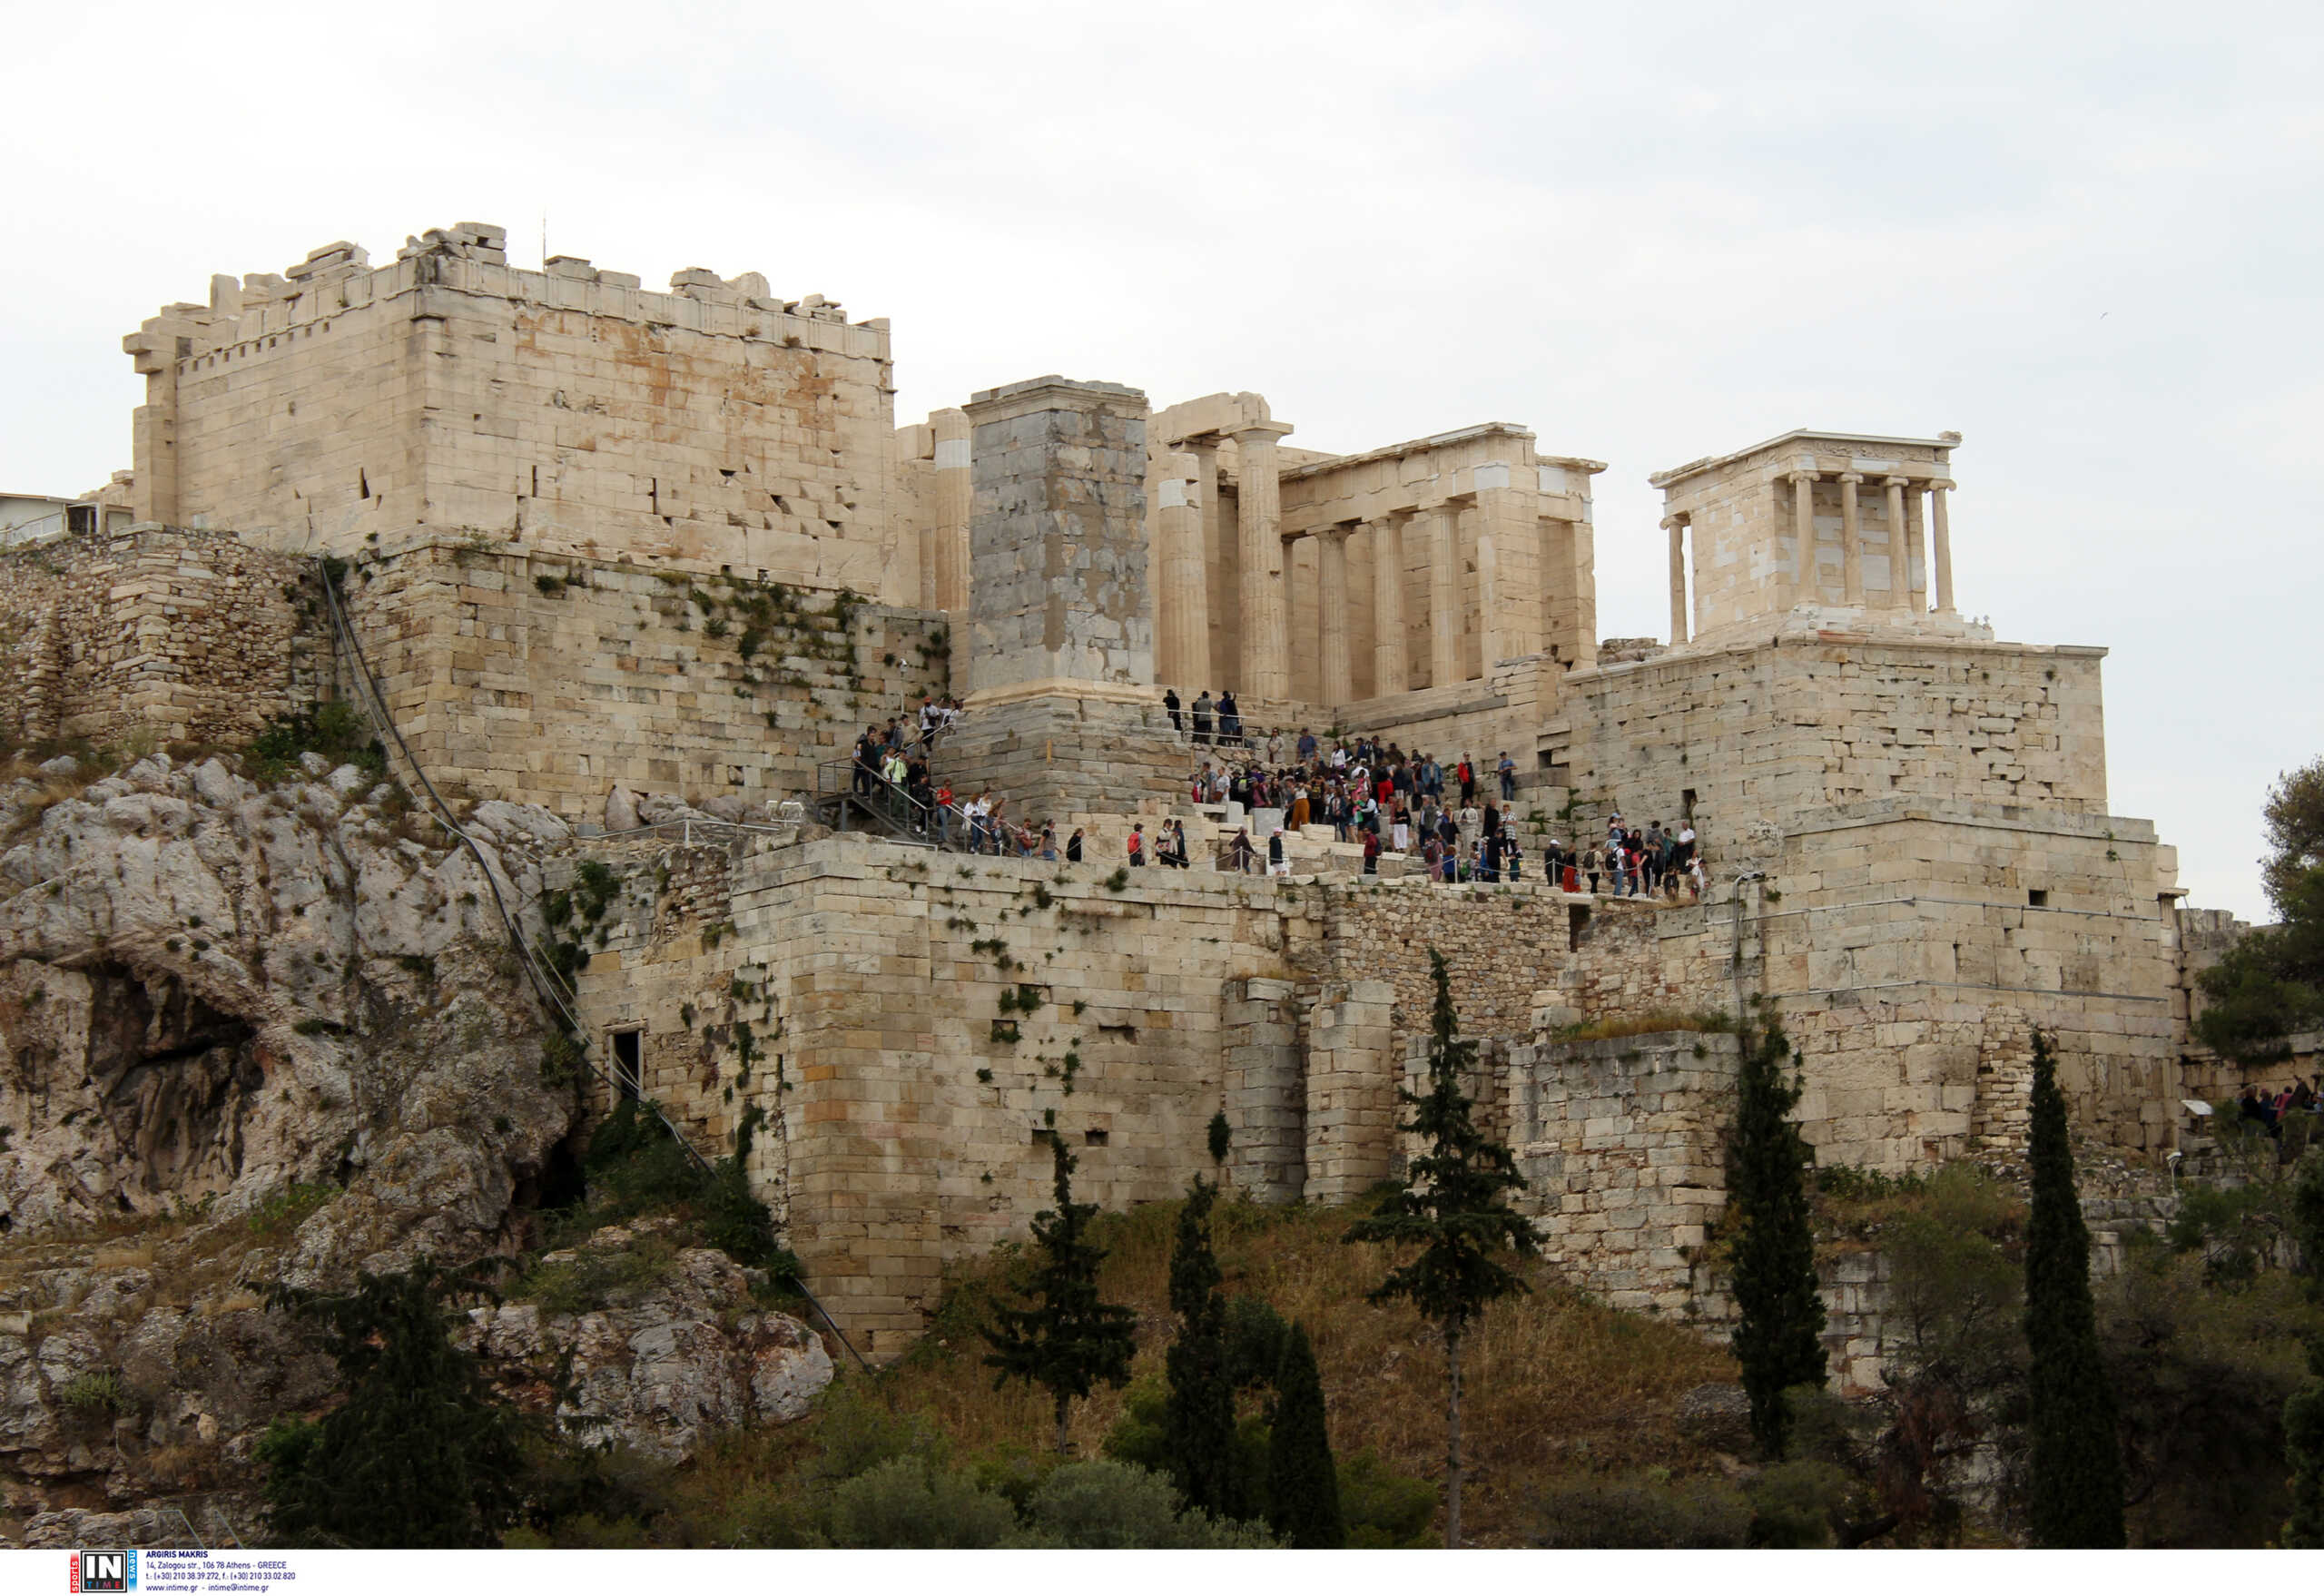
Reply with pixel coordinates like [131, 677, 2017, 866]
[1157, 448, 1207, 685]
[1427, 499, 1461, 689]
[1317, 524, 1353, 707]
[1233, 422, 1295, 700]
[1787, 471, 1817, 607]
[1929, 478, 1955, 614]
[1189, 438, 1222, 685]
[1664, 514, 1689, 644]
[1838, 471, 1865, 606]
[1883, 476, 1909, 609]
[1370, 512, 1408, 696]
[931, 408, 971, 616]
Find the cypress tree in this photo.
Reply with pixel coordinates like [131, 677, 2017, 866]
[1163, 1176, 1243, 1520]
[985, 1129, 1138, 1454]
[257, 1261, 523, 1547]
[2021, 1028, 2127, 1548]
[1344, 948, 1539, 1547]
[1726, 1011, 1827, 1460]
[2286, 1338, 2324, 1549]
[1265, 1321, 1344, 1548]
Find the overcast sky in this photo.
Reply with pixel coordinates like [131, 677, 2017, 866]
[6, 2, 2317, 919]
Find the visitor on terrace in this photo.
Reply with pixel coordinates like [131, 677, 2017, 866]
[1191, 689, 1214, 745]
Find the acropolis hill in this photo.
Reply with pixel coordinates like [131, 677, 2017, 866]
[0, 222, 2242, 1361]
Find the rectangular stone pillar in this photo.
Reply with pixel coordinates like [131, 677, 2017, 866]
[948, 376, 1180, 821]
[1225, 977, 1305, 1203]
[1304, 980, 1396, 1205]
[1472, 465, 1537, 665]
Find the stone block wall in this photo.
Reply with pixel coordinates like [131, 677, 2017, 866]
[1545, 635, 2112, 858]
[1305, 980, 1397, 1203]
[0, 526, 326, 751]
[1497, 1030, 1742, 1314]
[129, 227, 913, 601]
[346, 540, 947, 821]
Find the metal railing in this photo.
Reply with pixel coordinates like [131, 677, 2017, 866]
[318, 566, 871, 1371]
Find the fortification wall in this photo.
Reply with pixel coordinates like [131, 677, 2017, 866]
[0, 527, 326, 751]
[347, 540, 948, 822]
[1546, 635, 2111, 852]
[132, 226, 912, 601]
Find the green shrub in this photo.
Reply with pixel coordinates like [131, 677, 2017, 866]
[245, 701, 387, 785]
[1339, 1449, 1438, 1548]
[828, 1457, 1019, 1549]
[1533, 1470, 1752, 1549]
[59, 1370, 127, 1415]
[1021, 1459, 1275, 1548]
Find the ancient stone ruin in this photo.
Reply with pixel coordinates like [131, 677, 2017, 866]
[0, 223, 2233, 1360]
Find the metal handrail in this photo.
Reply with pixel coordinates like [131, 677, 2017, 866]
[319, 562, 873, 1373]
[317, 566, 707, 1172]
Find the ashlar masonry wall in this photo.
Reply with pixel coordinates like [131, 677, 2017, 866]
[348, 540, 947, 821]
[0, 526, 326, 751]
[1544, 635, 2111, 856]
[131, 225, 913, 603]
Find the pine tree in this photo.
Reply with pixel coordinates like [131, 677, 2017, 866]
[257, 1261, 524, 1547]
[1726, 1011, 1827, 1460]
[1163, 1176, 1243, 1520]
[2285, 1338, 2324, 1549]
[985, 1129, 1138, 1454]
[1344, 948, 1539, 1547]
[1265, 1321, 1344, 1548]
[2022, 1028, 2127, 1548]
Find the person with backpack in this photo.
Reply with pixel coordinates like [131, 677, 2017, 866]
[1128, 824, 1147, 866]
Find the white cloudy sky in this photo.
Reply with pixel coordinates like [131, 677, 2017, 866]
[5, 1, 2318, 919]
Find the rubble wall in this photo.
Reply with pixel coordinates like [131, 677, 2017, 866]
[346, 541, 947, 821]
[0, 526, 326, 751]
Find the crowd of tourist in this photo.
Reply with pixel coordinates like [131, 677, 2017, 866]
[1182, 724, 1705, 894]
[849, 697, 1707, 897]
[2237, 1077, 2321, 1137]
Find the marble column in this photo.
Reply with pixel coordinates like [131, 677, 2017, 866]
[1838, 471, 1865, 606]
[1883, 476, 1909, 609]
[931, 408, 971, 615]
[1787, 471, 1817, 607]
[1233, 422, 1295, 700]
[1930, 478, 1955, 614]
[1157, 449, 1207, 685]
[1370, 512, 1408, 696]
[1317, 524, 1353, 707]
[1900, 478, 1927, 612]
[1427, 500, 1461, 689]
[1664, 515, 1689, 645]
[1189, 438, 1223, 686]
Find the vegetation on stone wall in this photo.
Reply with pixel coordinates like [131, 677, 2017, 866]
[2197, 755, 2324, 1060]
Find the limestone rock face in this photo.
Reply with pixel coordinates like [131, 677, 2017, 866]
[461, 1221, 832, 1463]
[0, 754, 574, 1272]
[0, 754, 596, 1525]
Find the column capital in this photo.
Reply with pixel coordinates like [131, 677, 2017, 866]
[1314, 521, 1354, 544]
[1926, 478, 1956, 493]
[1787, 468, 1818, 484]
[1660, 513, 1688, 530]
[1837, 470, 1865, 486]
[1883, 474, 1913, 488]
[1230, 420, 1295, 446]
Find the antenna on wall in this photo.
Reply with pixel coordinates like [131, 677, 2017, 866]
[541, 211, 548, 267]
